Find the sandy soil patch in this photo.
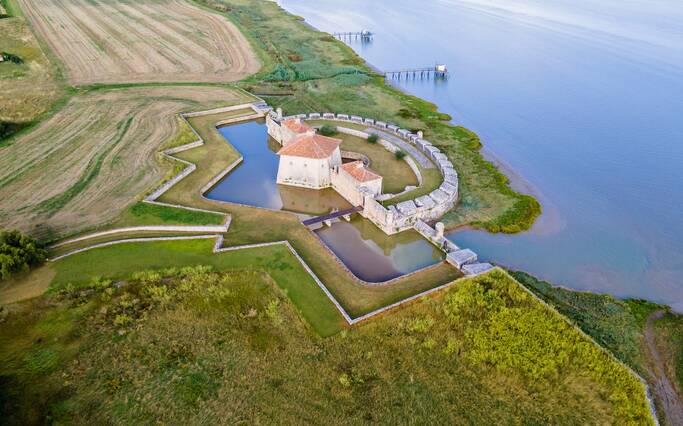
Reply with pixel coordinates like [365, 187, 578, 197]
[16, 0, 260, 84]
[0, 86, 254, 240]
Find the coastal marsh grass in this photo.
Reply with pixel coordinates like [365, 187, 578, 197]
[511, 271, 660, 374]
[0, 268, 653, 424]
[511, 270, 683, 425]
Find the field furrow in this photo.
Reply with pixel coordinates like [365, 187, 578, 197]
[15, 0, 260, 84]
[0, 87, 255, 239]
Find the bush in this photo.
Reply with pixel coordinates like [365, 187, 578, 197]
[0, 230, 46, 280]
[367, 134, 378, 144]
[318, 125, 338, 136]
[394, 150, 407, 160]
[0, 52, 23, 64]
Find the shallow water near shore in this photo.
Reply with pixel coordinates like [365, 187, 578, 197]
[206, 121, 442, 280]
[279, 0, 683, 310]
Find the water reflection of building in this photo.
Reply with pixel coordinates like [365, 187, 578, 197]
[277, 185, 350, 216]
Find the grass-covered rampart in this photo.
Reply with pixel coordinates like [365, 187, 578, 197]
[0, 268, 654, 424]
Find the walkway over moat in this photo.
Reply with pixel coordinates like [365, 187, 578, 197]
[302, 206, 363, 226]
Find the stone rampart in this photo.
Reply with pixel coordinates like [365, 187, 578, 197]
[280, 111, 460, 235]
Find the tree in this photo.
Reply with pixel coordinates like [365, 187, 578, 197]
[394, 149, 407, 160]
[0, 230, 46, 280]
[367, 133, 378, 144]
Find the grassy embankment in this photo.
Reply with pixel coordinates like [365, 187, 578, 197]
[0, 0, 64, 143]
[512, 271, 683, 424]
[195, 0, 540, 233]
[0, 268, 654, 424]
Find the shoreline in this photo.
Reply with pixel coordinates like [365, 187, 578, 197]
[269, 1, 676, 312]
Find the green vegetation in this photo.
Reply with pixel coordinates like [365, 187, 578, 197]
[213, 0, 540, 233]
[511, 271, 683, 425]
[318, 124, 338, 136]
[113, 202, 225, 228]
[367, 133, 378, 143]
[333, 130, 417, 193]
[0, 268, 652, 424]
[394, 149, 407, 160]
[0, 230, 46, 280]
[163, 116, 197, 150]
[48, 240, 344, 336]
[0, 52, 22, 63]
[652, 313, 683, 394]
[511, 271, 660, 374]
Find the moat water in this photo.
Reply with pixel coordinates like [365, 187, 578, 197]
[206, 121, 442, 281]
[279, 0, 683, 310]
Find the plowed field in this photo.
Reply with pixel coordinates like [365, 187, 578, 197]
[17, 0, 260, 84]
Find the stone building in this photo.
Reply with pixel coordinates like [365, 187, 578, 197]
[267, 113, 313, 146]
[276, 133, 342, 189]
[331, 161, 382, 206]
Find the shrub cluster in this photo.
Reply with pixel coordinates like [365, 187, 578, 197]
[394, 149, 407, 160]
[318, 124, 338, 136]
[0, 230, 46, 280]
[366, 133, 378, 144]
[0, 52, 23, 64]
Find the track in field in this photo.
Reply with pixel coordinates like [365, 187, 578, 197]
[16, 0, 260, 84]
[0, 87, 251, 239]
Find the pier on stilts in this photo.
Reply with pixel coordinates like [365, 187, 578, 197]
[332, 30, 373, 41]
[382, 64, 449, 80]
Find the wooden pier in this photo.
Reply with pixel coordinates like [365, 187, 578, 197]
[332, 30, 373, 41]
[383, 64, 449, 79]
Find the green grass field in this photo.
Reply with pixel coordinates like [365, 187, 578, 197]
[0, 268, 653, 424]
[49, 239, 344, 336]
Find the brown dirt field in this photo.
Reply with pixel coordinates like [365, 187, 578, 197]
[0, 86, 255, 240]
[16, 0, 260, 85]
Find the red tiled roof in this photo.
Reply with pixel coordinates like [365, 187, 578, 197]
[341, 161, 382, 182]
[277, 134, 341, 159]
[282, 118, 312, 134]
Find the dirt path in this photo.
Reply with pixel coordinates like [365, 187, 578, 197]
[645, 310, 683, 425]
[16, 0, 260, 84]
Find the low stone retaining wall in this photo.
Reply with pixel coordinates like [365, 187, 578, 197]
[50, 223, 230, 249]
[340, 150, 370, 166]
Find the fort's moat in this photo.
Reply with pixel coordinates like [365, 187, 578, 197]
[206, 121, 349, 214]
[206, 120, 444, 281]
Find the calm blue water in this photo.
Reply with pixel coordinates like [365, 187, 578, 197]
[206, 121, 282, 209]
[279, 0, 683, 310]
